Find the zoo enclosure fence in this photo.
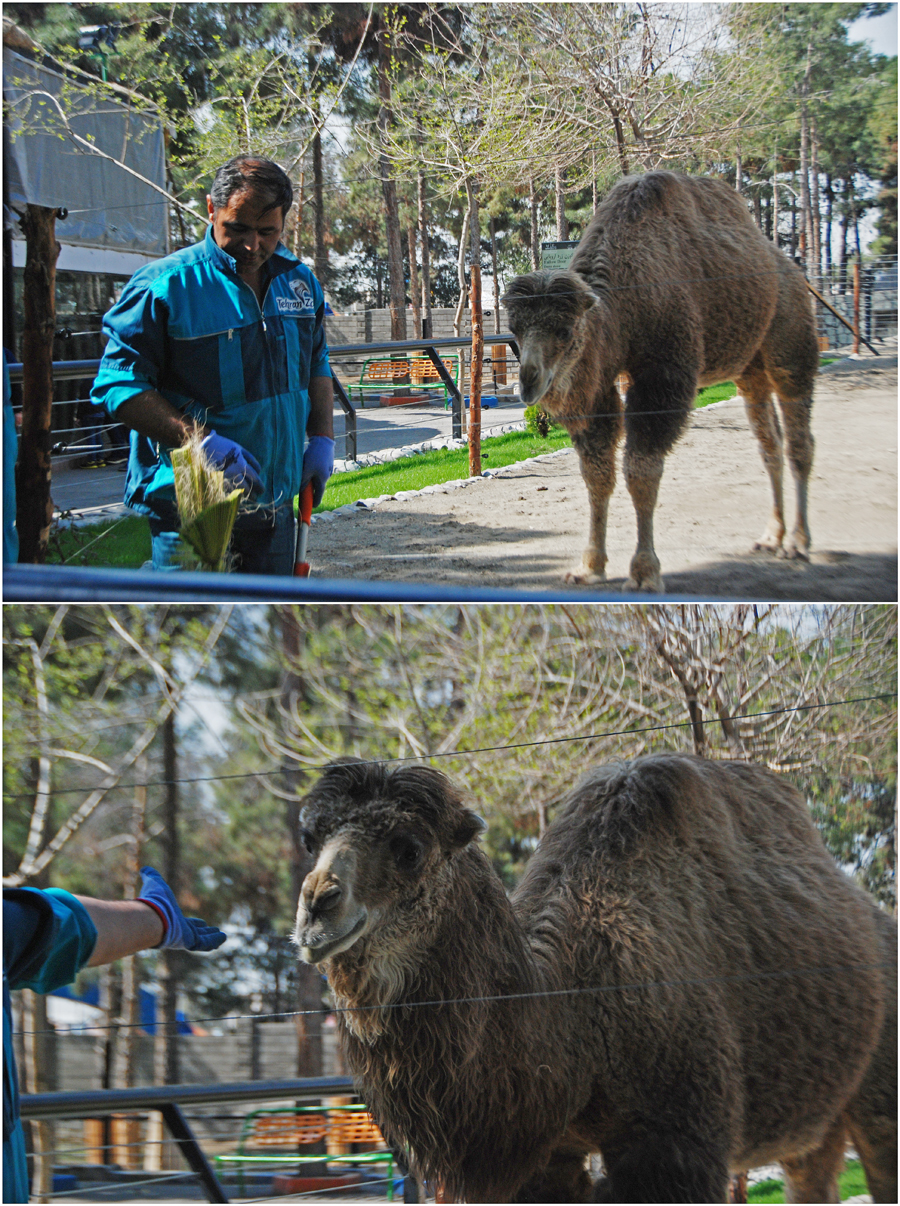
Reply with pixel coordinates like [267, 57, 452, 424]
[18, 1074, 417, 1203]
[6, 334, 525, 470]
[8, 255, 897, 471]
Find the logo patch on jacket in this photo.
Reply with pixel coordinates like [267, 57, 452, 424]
[276, 279, 315, 314]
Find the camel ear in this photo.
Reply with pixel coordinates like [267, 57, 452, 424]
[450, 810, 487, 850]
[575, 288, 599, 314]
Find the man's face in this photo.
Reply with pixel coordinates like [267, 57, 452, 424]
[207, 189, 285, 276]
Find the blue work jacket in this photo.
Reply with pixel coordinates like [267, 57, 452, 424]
[91, 225, 331, 517]
[3, 889, 97, 1203]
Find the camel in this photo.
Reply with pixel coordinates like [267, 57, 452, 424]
[501, 171, 819, 592]
[293, 754, 897, 1204]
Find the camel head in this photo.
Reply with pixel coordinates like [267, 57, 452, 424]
[502, 269, 598, 406]
[293, 759, 486, 974]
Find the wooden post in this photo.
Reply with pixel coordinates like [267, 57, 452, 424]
[852, 261, 861, 354]
[469, 263, 483, 478]
[17, 205, 59, 564]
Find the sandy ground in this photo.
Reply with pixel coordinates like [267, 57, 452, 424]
[308, 356, 898, 602]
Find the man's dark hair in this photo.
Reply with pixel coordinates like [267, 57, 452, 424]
[209, 156, 293, 217]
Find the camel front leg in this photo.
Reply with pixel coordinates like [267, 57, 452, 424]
[566, 407, 621, 586]
[622, 447, 665, 593]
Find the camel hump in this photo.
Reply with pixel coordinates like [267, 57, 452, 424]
[551, 753, 824, 860]
[596, 170, 755, 231]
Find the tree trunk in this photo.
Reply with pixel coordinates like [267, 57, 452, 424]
[467, 180, 483, 479]
[312, 128, 327, 286]
[489, 216, 505, 386]
[280, 607, 324, 1078]
[554, 163, 568, 240]
[377, 40, 407, 342]
[407, 224, 421, 338]
[294, 170, 305, 261]
[114, 762, 146, 1169]
[772, 141, 779, 247]
[417, 167, 432, 336]
[17, 205, 59, 564]
[798, 43, 813, 265]
[839, 177, 850, 293]
[735, 148, 742, 195]
[810, 111, 821, 278]
[453, 205, 470, 338]
[155, 713, 179, 1088]
[529, 178, 540, 271]
[591, 150, 598, 214]
[824, 173, 834, 278]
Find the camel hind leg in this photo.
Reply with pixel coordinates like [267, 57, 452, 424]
[775, 393, 814, 558]
[842, 908, 898, 1204]
[780, 1115, 846, 1203]
[736, 358, 789, 555]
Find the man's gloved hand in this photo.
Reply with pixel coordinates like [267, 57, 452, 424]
[137, 866, 227, 952]
[300, 435, 334, 507]
[200, 431, 263, 495]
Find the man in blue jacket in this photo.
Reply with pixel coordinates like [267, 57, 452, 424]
[3, 869, 226, 1202]
[91, 155, 334, 574]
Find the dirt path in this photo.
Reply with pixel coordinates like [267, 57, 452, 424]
[309, 357, 897, 601]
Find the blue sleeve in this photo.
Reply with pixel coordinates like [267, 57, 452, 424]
[91, 275, 172, 415]
[3, 888, 97, 994]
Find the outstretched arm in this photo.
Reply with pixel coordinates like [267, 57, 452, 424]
[81, 898, 165, 966]
[82, 866, 226, 966]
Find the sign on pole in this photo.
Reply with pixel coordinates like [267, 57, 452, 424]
[541, 240, 579, 270]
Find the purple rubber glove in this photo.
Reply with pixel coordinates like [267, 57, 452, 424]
[300, 435, 335, 507]
[201, 431, 263, 495]
[137, 866, 226, 952]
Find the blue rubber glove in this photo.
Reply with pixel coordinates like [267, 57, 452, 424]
[201, 431, 263, 496]
[137, 866, 226, 952]
[300, 435, 335, 507]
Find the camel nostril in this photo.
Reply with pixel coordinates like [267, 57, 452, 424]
[312, 882, 342, 918]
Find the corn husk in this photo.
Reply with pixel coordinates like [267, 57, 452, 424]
[171, 436, 242, 572]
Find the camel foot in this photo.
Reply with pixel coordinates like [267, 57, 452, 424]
[783, 544, 811, 562]
[752, 536, 785, 555]
[564, 567, 607, 586]
[565, 553, 607, 586]
[624, 573, 665, 594]
[625, 551, 663, 594]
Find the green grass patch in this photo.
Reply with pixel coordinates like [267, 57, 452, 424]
[313, 427, 572, 513]
[747, 1159, 866, 1203]
[695, 381, 738, 407]
[47, 515, 151, 569]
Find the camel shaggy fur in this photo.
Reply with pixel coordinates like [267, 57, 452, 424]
[293, 754, 896, 1204]
[502, 171, 819, 592]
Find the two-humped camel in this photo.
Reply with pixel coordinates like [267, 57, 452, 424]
[503, 171, 819, 592]
[293, 755, 896, 1203]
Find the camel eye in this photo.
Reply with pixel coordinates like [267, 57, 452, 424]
[300, 829, 316, 855]
[557, 326, 572, 343]
[391, 836, 423, 872]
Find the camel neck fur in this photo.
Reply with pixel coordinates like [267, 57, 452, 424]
[329, 845, 580, 1201]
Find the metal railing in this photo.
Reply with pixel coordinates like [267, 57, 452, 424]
[6, 334, 522, 462]
[20, 1075, 359, 1203]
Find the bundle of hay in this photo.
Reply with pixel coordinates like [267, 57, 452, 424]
[171, 432, 242, 572]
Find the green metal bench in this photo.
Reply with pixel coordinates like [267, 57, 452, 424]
[214, 1102, 394, 1199]
[347, 354, 460, 407]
